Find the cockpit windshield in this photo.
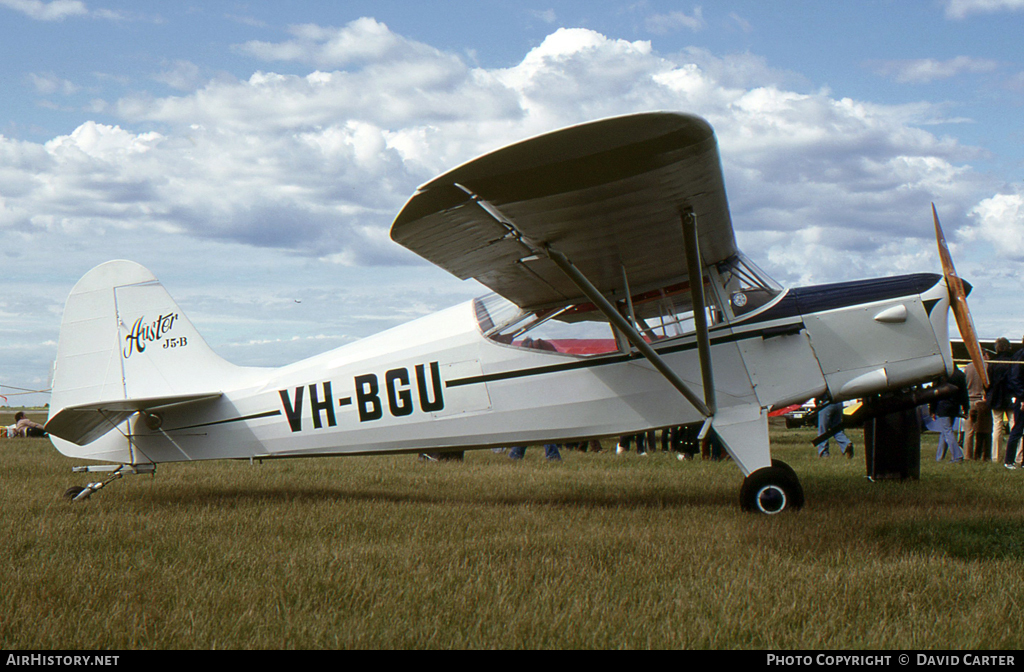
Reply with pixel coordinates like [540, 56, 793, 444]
[715, 253, 782, 317]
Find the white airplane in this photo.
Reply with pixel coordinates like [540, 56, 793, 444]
[45, 112, 985, 513]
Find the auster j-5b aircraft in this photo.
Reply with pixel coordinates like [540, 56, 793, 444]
[46, 112, 986, 513]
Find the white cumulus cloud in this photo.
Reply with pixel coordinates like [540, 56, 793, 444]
[944, 0, 1024, 19]
[869, 56, 999, 84]
[962, 191, 1024, 258]
[0, 0, 86, 21]
[645, 7, 705, 34]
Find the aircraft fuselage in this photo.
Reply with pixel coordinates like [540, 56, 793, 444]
[60, 272, 951, 477]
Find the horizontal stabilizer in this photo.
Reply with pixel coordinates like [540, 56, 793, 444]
[45, 392, 221, 446]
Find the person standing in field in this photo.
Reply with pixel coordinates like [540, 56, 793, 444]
[1001, 337, 1024, 470]
[965, 351, 992, 460]
[814, 400, 853, 458]
[986, 338, 1015, 463]
[931, 364, 969, 463]
[508, 444, 562, 461]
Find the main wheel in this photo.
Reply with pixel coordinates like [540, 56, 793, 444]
[739, 461, 804, 514]
[771, 458, 801, 488]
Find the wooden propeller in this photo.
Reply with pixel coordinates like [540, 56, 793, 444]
[932, 202, 987, 387]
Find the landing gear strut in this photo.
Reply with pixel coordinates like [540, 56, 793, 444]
[62, 463, 156, 502]
[739, 459, 804, 514]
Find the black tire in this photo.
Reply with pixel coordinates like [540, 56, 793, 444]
[740, 462, 804, 514]
[771, 458, 799, 483]
[63, 486, 88, 502]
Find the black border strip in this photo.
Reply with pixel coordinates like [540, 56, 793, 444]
[166, 409, 281, 432]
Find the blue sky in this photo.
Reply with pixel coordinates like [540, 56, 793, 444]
[2, 0, 1023, 406]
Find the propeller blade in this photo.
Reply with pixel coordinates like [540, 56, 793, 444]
[932, 203, 987, 387]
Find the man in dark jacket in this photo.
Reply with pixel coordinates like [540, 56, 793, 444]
[931, 364, 970, 463]
[1001, 338, 1024, 470]
[986, 338, 1015, 462]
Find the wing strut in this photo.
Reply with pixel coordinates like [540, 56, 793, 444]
[461, 186, 714, 419]
[543, 245, 713, 418]
[681, 210, 716, 416]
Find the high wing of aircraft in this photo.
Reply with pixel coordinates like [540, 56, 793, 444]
[45, 111, 985, 513]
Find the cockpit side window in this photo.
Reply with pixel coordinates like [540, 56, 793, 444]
[473, 276, 727, 356]
[473, 255, 779, 355]
[473, 294, 618, 356]
[632, 293, 722, 341]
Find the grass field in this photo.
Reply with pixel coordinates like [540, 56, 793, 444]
[1, 419, 1022, 650]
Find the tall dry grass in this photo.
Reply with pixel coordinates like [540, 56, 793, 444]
[1, 423, 1022, 649]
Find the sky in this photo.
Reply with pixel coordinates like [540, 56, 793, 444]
[2, 0, 1023, 407]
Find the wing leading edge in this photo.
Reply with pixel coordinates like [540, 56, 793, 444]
[390, 112, 738, 311]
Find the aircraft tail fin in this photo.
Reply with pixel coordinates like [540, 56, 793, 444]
[46, 260, 247, 457]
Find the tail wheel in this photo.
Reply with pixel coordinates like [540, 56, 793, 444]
[63, 486, 89, 502]
[740, 460, 804, 514]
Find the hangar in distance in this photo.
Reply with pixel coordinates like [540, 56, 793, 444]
[44, 111, 984, 513]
